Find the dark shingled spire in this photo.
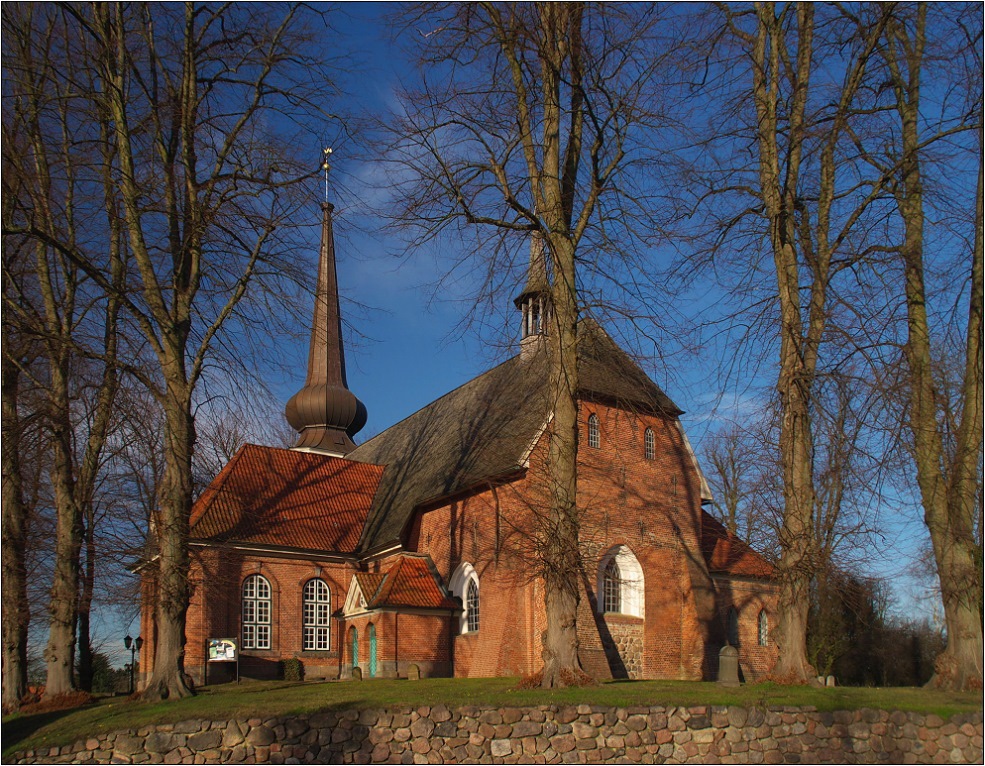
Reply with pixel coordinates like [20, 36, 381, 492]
[285, 202, 367, 455]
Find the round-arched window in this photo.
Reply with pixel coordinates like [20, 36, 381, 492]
[597, 545, 644, 617]
[242, 574, 271, 649]
[450, 562, 481, 634]
[302, 578, 331, 650]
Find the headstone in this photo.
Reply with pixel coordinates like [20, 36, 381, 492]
[407, 663, 420, 681]
[825, 675, 836, 687]
[352, 666, 362, 681]
[717, 645, 740, 687]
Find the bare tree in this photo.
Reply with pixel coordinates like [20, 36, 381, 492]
[868, 4, 983, 690]
[388, 3, 674, 687]
[4, 3, 340, 700]
[698, 2, 892, 682]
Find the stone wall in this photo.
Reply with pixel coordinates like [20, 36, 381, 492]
[12, 704, 983, 764]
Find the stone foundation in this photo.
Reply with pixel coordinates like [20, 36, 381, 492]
[11, 704, 983, 764]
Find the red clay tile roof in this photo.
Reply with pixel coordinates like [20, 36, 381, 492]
[363, 555, 458, 610]
[700, 511, 775, 579]
[189, 444, 383, 553]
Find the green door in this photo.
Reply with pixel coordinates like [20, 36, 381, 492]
[368, 624, 377, 678]
[350, 627, 358, 673]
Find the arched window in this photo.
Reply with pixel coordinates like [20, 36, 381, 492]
[466, 579, 480, 632]
[597, 545, 645, 617]
[758, 610, 768, 647]
[727, 607, 740, 646]
[242, 574, 271, 650]
[302, 579, 331, 651]
[644, 428, 655, 460]
[602, 559, 621, 613]
[450, 562, 480, 634]
[588, 414, 600, 449]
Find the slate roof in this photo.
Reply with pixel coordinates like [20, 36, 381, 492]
[189, 444, 384, 553]
[348, 319, 681, 553]
[700, 511, 776, 580]
[355, 555, 458, 610]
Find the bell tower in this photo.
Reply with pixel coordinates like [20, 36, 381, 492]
[514, 230, 553, 355]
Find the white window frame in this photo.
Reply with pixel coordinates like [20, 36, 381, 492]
[602, 559, 621, 613]
[597, 545, 644, 618]
[302, 578, 331, 651]
[644, 427, 655, 460]
[758, 610, 768, 647]
[450, 562, 480, 634]
[588, 414, 600, 449]
[242, 574, 272, 650]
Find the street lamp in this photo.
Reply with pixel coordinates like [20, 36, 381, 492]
[124, 634, 143, 694]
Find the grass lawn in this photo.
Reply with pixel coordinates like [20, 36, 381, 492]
[3, 678, 981, 760]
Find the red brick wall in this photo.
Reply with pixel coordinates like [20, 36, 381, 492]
[143, 396, 777, 686]
[180, 548, 354, 685]
[411, 398, 778, 681]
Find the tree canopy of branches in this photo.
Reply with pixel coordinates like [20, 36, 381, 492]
[3, 2, 339, 701]
[388, 2, 674, 687]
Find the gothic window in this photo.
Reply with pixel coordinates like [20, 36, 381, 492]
[302, 578, 331, 651]
[242, 574, 271, 650]
[466, 579, 480, 632]
[603, 559, 621, 613]
[597, 545, 645, 617]
[644, 428, 655, 460]
[588, 414, 600, 449]
[758, 610, 768, 647]
[727, 607, 740, 646]
[450, 562, 480, 634]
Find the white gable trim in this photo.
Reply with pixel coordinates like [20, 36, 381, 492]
[342, 577, 371, 617]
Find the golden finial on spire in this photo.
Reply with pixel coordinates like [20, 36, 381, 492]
[322, 147, 333, 204]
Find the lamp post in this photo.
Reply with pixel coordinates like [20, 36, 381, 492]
[124, 634, 143, 694]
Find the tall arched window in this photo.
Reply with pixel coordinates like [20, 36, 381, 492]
[727, 607, 740, 646]
[466, 579, 480, 632]
[597, 545, 645, 617]
[588, 414, 600, 449]
[302, 579, 331, 650]
[644, 428, 655, 460]
[602, 559, 621, 613]
[758, 610, 768, 647]
[450, 562, 480, 634]
[242, 574, 271, 649]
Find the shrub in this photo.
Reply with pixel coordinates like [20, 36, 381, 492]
[281, 658, 304, 682]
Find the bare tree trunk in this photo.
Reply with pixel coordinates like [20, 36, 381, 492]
[883, 6, 984, 692]
[77, 501, 96, 693]
[748, 2, 818, 683]
[144, 385, 196, 700]
[542, 233, 581, 687]
[1, 347, 30, 712]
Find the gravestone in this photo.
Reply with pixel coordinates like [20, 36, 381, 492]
[717, 645, 740, 687]
[407, 663, 420, 681]
[351, 666, 362, 681]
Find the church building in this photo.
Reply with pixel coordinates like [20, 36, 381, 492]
[138, 199, 778, 687]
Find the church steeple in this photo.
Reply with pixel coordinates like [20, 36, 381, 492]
[285, 164, 366, 456]
[514, 230, 552, 353]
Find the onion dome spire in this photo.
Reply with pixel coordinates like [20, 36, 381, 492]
[285, 150, 366, 455]
[514, 230, 552, 351]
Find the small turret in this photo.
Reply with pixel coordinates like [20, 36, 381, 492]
[514, 231, 552, 354]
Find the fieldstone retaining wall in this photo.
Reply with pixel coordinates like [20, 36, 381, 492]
[12, 704, 983, 764]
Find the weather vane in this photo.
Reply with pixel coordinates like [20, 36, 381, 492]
[322, 147, 333, 204]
